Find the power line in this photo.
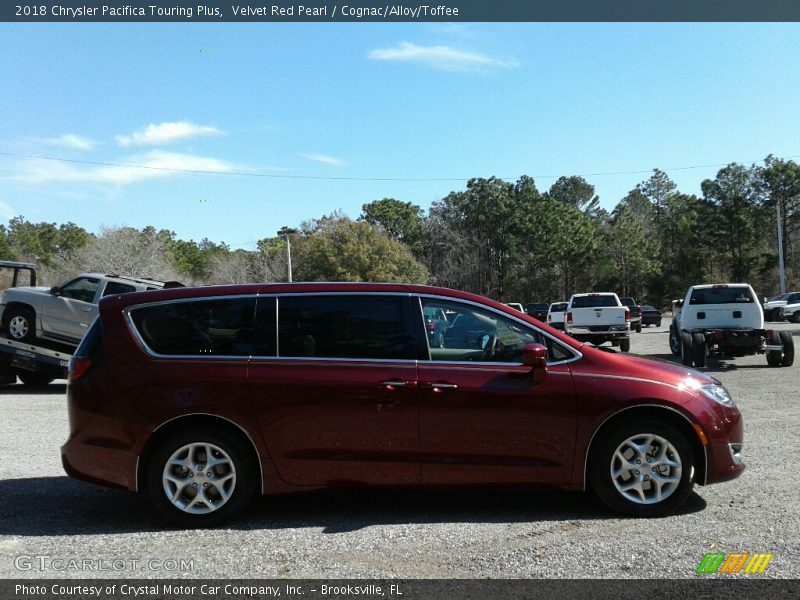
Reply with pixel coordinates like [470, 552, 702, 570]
[1, 150, 798, 183]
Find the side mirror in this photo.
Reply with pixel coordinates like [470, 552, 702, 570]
[522, 341, 547, 366]
[49, 286, 61, 295]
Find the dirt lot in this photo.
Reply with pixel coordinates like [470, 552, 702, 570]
[1, 322, 798, 579]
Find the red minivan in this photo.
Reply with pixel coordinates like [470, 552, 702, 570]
[62, 283, 744, 526]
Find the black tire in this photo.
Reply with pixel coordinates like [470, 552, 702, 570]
[680, 332, 693, 366]
[669, 325, 681, 356]
[692, 333, 707, 368]
[635, 323, 642, 334]
[146, 428, 256, 527]
[793, 313, 800, 324]
[4, 307, 36, 343]
[656, 320, 662, 328]
[767, 331, 783, 367]
[17, 371, 55, 388]
[620, 337, 631, 352]
[780, 331, 794, 367]
[589, 419, 695, 517]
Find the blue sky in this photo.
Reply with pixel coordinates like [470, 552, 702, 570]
[1, 23, 798, 248]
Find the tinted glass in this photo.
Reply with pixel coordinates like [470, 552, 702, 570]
[549, 303, 567, 312]
[690, 287, 754, 305]
[571, 295, 619, 308]
[278, 295, 414, 360]
[131, 297, 257, 356]
[252, 297, 277, 356]
[642, 305, 657, 311]
[60, 277, 99, 303]
[103, 281, 136, 296]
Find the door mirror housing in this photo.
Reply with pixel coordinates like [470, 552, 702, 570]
[49, 286, 61, 295]
[522, 343, 548, 369]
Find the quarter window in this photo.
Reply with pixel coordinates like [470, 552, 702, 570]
[130, 297, 257, 356]
[278, 295, 414, 360]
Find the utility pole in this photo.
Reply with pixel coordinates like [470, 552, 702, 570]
[277, 226, 297, 282]
[776, 202, 786, 294]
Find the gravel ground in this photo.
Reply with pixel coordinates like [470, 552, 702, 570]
[0, 322, 798, 579]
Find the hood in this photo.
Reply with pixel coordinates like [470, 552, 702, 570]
[2, 286, 51, 297]
[765, 300, 787, 308]
[577, 343, 718, 389]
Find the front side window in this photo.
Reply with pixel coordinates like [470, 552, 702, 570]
[59, 277, 100, 303]
[421, 298, 572, 363]
[278, 295, 414, 360]
[130, 297, 257, 356]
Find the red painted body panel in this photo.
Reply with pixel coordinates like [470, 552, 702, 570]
[61, 282, 744, 503]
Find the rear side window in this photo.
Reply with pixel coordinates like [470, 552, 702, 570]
[103, 281, 136, 296]
[130, 297, 257, 356]
[571, 295, 619, 308]
[278, 295, 414, 360]
[690, 287, 754, 305]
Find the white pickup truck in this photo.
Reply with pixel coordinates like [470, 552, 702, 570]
[565, 292, 631, 352]
[669, 283, 794, 368]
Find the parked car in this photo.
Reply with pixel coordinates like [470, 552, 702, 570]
[640, 305, 662, 327]
[619, 296, 642, 333]
[669, 283, 793, 368]
[779, 296, 800, 323]
[0, 273, 180, 345]
[763, 292, 800, 321]
[63, 282, 744, 526]
[546, 301, 568, 330]
[525, 302, 549, 322]
[504, 302, 525, 313]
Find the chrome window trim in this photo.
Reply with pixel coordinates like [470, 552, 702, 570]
[123, 290, 581, 365]
[582, 403, 708, 490]
[135, 412, 264, 494]
[415, 293, 582, 367]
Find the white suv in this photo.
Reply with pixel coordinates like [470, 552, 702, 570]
[1, 273, 174, 345]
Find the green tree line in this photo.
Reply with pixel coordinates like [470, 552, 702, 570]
[3, 156, 798, 308]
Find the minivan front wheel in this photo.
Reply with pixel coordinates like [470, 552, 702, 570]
[147, 429, 255, 526]
[590, 420, 694, 517]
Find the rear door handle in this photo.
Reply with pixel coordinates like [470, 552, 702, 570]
[422, 382, 459, 393]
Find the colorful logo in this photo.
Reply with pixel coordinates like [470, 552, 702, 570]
[697, 552, 773, 574]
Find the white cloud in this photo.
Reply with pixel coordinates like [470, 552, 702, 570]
[300, 153, 345, 167]
[116, 121, 222, 147]
[42, 134, 96, 151]
[12, 151, 234, 186]
[368, 42, 517, 72]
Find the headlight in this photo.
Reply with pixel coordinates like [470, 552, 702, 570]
[700, 384, 735, 407]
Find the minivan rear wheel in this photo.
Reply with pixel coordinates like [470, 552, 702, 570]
[146, 429, 256, 526]
[590, 419, 694, 517]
